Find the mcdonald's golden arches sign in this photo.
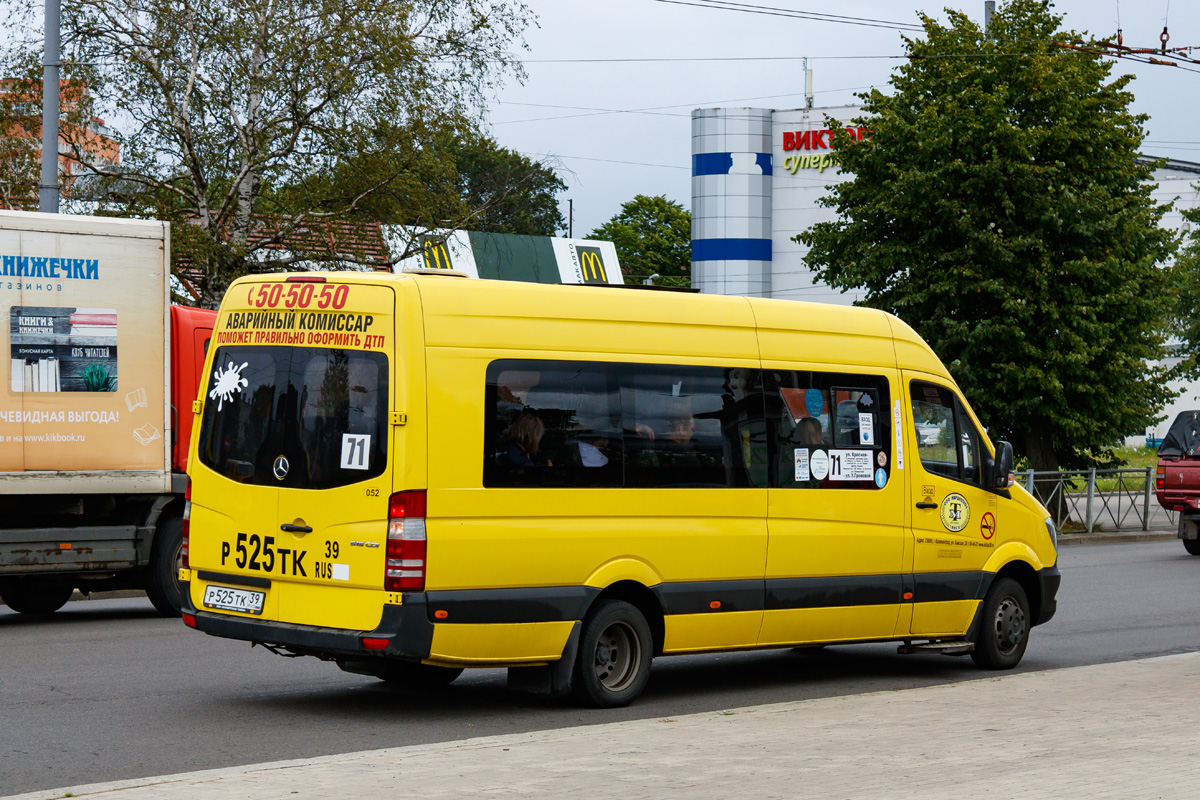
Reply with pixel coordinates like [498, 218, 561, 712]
[574, 246, 608, 284]
[421, 238, 455, 271]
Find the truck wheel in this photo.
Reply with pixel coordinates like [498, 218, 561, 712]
[1184, 538, 1200, 556]
[145, 517, 185, 617]
[376, 660, 464, 686]
[574, 599, 653, 708]
[970, 577, 1030, 670]
[0, 578, 74, 615]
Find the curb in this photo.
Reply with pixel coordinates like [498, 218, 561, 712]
[1058, 530, 1178, 546]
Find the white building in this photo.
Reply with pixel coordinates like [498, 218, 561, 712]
[690, 104, 1200, 442]
[691, 105, 1200, 302]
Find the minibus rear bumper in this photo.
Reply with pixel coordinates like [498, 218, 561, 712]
[181, 583, 434, 659]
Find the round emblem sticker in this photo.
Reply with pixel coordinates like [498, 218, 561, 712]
[810, 449, 830, 481]
[877, 451, 887, 467]
[805, 388, 825, 417]
[940, 493, 970, 532]
[874, 467, 888, 488]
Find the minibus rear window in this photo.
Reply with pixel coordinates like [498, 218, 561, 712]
[198, 346, 388, 488]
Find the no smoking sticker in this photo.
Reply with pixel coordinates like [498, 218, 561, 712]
[980, 512, 996, 540]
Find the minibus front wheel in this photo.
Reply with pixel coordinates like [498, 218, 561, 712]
[575, 599, 653, 708]
[970, 577, 1030, 670]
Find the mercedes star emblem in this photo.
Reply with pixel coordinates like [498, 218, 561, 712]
[273, 455, 290, 481]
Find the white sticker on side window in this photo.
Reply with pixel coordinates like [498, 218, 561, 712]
[810, 449, 830, 481]
[341, 433, 371, 470]
[859, 413, 874, 445]
[894, 400, 904, 469]
[828, 449, 874, 481]
[794, 448, 810, 481]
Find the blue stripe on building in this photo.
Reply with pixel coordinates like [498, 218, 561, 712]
[692, 152, 733, 176]
[691, 238, 773, 262]
[692, 152, 774, 177]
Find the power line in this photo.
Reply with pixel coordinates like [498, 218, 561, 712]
[493, 87, 874, 126]
[649, 0, 924, 32]
[512, 51, 1097, 66]
[520, 54, 905, 63]
[521, 152, 690, 171]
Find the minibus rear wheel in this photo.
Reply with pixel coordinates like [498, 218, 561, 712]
[575, 599, 653, 708]
[1184, 538, 1200, 556]
[970, 577, 1030, 670]
[376, 660, 464, 687]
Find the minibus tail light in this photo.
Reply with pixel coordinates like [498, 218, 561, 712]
[1157, 465, 1166, 490]
[181, 478, 191, 569]
[386, 490, 427, 592]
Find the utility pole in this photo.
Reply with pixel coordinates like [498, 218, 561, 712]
[568, 198, 574, 238]
[39, 0, 60, 213]
[984, 1, 995, 37]
[804, 57, 813, 110]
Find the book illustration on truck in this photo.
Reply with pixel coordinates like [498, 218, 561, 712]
[133, 423, 160, 446]
[126, 387, 147, 411]
[9, 306, 118, 392]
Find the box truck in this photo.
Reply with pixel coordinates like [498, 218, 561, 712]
[0, 210, 215, 615]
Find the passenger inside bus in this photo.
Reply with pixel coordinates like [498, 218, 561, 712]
[501, 409, 548, 467]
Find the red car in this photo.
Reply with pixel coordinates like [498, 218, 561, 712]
[1155, 410, 1200, 555]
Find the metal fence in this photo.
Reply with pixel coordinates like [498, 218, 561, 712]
[1020, 468, 1176, 533]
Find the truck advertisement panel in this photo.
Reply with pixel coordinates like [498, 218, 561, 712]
[0, 212, 170, 485]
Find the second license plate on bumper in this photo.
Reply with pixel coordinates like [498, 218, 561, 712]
[203, 584, 265, 615]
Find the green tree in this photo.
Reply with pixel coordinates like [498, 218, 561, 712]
[316, 132, 566, 236]
[0, 71, 40, 211]
[800, 0, 1177, 472]
[588, 195, 691, 288]
[16, 0, 531, 307]
[0, 45, 97, 210]
[1169, 207, 1200, 376]
[452, 135, 566, 236]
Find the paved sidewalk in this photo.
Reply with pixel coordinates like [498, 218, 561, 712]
[11, 652, 1200, 800]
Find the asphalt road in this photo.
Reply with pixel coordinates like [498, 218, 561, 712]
[4, 538, 1200, 797]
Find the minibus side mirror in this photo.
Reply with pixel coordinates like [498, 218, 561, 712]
[989, 441, 1015, 490]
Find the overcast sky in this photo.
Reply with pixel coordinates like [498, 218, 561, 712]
[489, 0, 1200, 236]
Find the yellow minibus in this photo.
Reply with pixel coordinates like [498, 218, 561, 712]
[180, 271, 1059, 707]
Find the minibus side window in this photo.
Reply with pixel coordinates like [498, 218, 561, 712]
[911, 382, 983, 486]
[619, 365, 762, 489]
[765, 370, 892, 489]
[483, 360, 622, 488]
[482, 360, 766, 489]
[956, 400, 983, 485]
